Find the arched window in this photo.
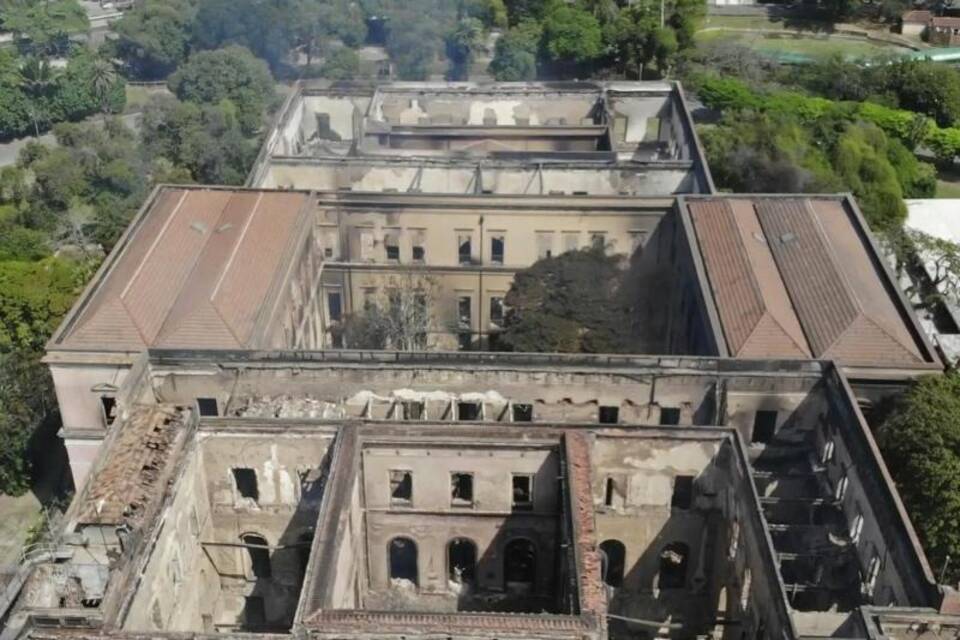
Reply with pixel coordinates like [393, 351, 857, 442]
[448, 538, 477, 583]
[242, 534, 271, 579]
[504, 538, 536, 592]
[388, 537, 418, 585]
[599, 539, 626, 587]
[658, 542, 688, 589]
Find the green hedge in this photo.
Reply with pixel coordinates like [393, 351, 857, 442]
[696, 75, 960, 163]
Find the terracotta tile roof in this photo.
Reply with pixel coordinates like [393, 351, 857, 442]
[56, 188, 310, 351]
[902, 9, 932, 22]
[688, 197, 928, 368]
[75, 405, 186, 526]
[932, 15, 960, 27]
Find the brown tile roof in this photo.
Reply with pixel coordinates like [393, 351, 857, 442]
[75, 405, 185, 526]
[902, 9, 932, 22]
[688, 197, 929, 368]
[931, 15, 960, 27]
[56, 188, 310, 351]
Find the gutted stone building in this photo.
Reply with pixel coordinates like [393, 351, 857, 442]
[5, 352, 960, 640]
[17, 82, 960, 639]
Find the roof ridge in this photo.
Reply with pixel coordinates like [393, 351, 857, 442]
[152, 192, 234, 344]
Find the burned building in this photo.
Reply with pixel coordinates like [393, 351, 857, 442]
[5, 352, 960, 640]
[11, 82, 959, 640]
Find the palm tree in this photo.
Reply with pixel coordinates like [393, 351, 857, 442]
[89, 58, 118, 115]
[18, 57, 56, 137]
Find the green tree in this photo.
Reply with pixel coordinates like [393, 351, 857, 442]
[541, 3, 603, 68]
[18, 57, 56, 137]
[0, 349, 55, 495]
[877, 372, 960, 586]
[111, 0, 194, 80]
[489, 20, 541, 80]
[832, 122, 907, 231]
[191, 0, 298, 71]
[2, 0, 88, 57]
[168, 46, 275, 135]
[883, 60, 960, 129]
[500, 247, 633, 353]
[446, 17, 484, 80]
[321, 48, 362, 80]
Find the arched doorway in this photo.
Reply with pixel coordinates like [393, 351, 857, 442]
[448, 538, 477, 584]
[504, 538, 536, 592]
[658, 541, 689, 589]
[241, 533, 271, 579]
[599, 539, 626, 587]
[388, 537, 418, 585]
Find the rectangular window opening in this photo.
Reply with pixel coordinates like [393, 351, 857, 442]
[458, 296, 472, 327]
[386, 243, 400, 261]
[233, 468, 259, 501]
[660, 407, 681, 425]
[671, 475, 694, 510]
[451, 473, 474, 505]
[100, 396, 117, 426]
[490, 296, 504, 326]
[327, 291, 342, 322]
[604, 477, 616, 507]
[412, 245, 425, 262]
[458, 332, 472, 351]
[598, 405, 619, 424]
[401, 401, 424, 420]
[458, 401, 481, 421]
[458, 234, 472, 264]
[390, 470, 412, 504]
[512, 403, 533, 422]
[197, 397, 219, 417]
[491, 235, 504, 264]
[752, 410, 778, 444]
[512, 474, 533, 511]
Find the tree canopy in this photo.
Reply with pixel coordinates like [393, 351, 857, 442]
[499, 247, 633, 353]
[877, 373, 960, 586]
[168, 46, 275, 135]
[111, 0, 195, 80]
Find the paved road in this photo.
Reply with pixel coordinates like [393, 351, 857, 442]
[0, 112, 140, 167]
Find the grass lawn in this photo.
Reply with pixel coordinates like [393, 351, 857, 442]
[696, 29, 908, 59]
[124, 84, 171, 113]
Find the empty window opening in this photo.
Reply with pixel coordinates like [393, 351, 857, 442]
[752, 410, 778, 444]
[850, 513, 864, 543]
[835, 475, 848, 501]
[458, 332, 472, 351]
[512, 474, 533, 511]
[658, 542, 688, 589]
[233, 468, 259, 501]
[401, 401, 424, 420]
[389, 537, 418, 585]
[491, 236, 505, 264]
[660, 407, 680, 425]
[604, 477, 616, 507]
[728, 519, 740, 559]
[600, 539, 626, 587]
[591, 233, 606, 250]
[100, 396, 117, 426]
[383, 236, 400, 262]
[242, 534, 271, 579]
[390, 470, 412, 504]
[671, 475, 694, 510]
[740, 568, 752, 610]
[412, 245, 425, 261]
[448, 538, 477, 583]
[451, 473, 474, 505]
[504, 539, 536, 591]
[512, 403, 533, 422]
[458, 235, 472, 264]
[197, 397, 219, 417]
[598, 405, 619, 424]
[458, 401, 481, 421]
[458, 296, 472, 327]
[327, 292, 342, 322]
[865, 554, 881, 594]
[490, 296, 504, 326]
[821, 440, 835, 463]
